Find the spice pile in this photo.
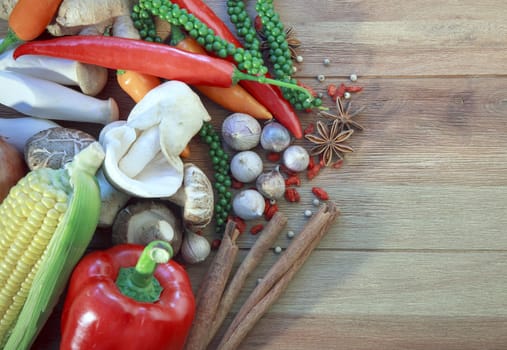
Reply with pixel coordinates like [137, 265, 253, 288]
[0, 0, 366, 349]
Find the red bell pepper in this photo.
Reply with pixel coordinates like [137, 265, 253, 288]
[60, 241, 195, 350]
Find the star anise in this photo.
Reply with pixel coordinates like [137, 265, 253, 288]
[305, 120, 354, 166]
[320, 97, 365, 132]
[258, 26, 302, 60]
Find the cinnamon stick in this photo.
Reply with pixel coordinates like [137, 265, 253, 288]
[217, 202, 340, 349]
[184, 221, 240, 350]
[207, 212, 288, 344]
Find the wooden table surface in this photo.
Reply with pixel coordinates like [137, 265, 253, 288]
[2, 1, 507, 349]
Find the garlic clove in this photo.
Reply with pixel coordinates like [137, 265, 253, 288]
[260, 122, 292, 152]
[180, 229, 211, 264]
[256, 167, 286, 199]
[221, 113, 262, 151]
[230, 150, 263, 183]
[282, 145, 310, 172]
[232, 189, 266, 220]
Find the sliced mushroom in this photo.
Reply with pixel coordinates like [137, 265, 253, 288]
[112, 200, 183, 254]
[166, 163, 214, 230]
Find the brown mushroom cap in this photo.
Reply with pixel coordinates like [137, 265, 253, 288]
[24, 127, 96, 170]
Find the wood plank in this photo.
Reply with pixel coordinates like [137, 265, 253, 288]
[31, 250, 507, 349]
[196, 250, 507, 349]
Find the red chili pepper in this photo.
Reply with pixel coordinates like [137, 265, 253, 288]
[241, 79, 303, 138]
[169, 25, 272, 120]
[312, 187, 329, 200]
[60, 241, 195, 350]
[167, 0, 304, 138]
[13, 36, 310, 99]
[285, 175, 301, 187]
[284, 188, 301, 202]
[250, 223, 264, 235]
[170, 0, 243, 47]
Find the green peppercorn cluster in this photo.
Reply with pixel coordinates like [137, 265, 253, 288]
[254, 0, 322, 110]
[199, 122, 233, 233]
[226, 1, 261, 54]
[137, 0, 267, 75]
[131, 4, 162, 42]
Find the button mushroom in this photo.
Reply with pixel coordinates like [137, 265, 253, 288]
[111, 200, 183, 255]
[166, 163, 214, 231]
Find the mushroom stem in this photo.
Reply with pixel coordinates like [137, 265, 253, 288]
[0, 70, 119, 125]
[0, 117, 60, 153]
[0, 41, 107, 96]
[141, 220, 175, 245]
[118, 125, 161, 178]
[96, 169, 131, 227]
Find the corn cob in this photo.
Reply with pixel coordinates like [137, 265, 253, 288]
[0, 141, 104, 350]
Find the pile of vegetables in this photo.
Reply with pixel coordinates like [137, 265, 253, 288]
[0, 0, 364, 349]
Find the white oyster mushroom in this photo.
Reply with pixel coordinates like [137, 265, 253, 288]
[100, 123, 183, 198]
[99, 81, 211, 199]
[126, 80, 211, 173]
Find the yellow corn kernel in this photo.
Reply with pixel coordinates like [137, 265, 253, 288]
[0, 169, 69, 342]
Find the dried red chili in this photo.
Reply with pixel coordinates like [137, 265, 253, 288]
[266, 151, 281, 162]
[231, 178, 244, 189]
[307, 164, 321, 180]
[211, 238, 222, 250]
[250, 224, 264, 235]
[311, 187, 329, 200]
[227, 215, 246, 234]
[284, 188, 301, 202]
[307, 156, 316, 170]
[280, 164, 298, 177]
[285, 175, 301, 187]
[304, 123, 315, 135]
[332, 159, 344, 169]
[345, 85, 363, 93]
[264, 203, 278, 221]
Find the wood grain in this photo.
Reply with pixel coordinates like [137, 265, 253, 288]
[1, 0, 507, 349]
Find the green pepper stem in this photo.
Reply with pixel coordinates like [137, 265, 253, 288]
[233, 70, 313, 101]
[0, 29, 21, 55]
[116, 240, 173, 303]
[131, 240, 173, 288]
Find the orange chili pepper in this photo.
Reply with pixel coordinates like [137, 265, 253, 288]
[171, 26, 272, 120]
[116, 70, 161, 104]
[0, 0, 63, 53]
